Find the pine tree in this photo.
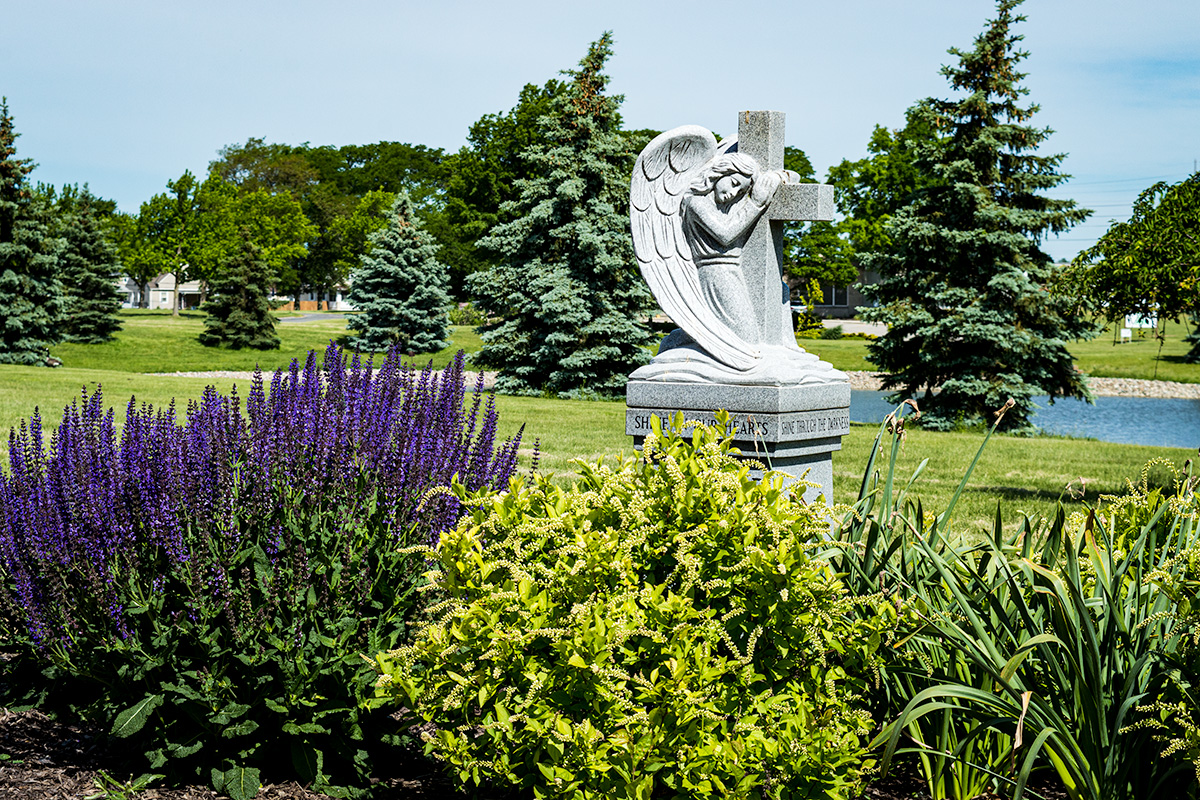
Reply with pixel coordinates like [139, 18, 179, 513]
[56, 186, 124, 343]
[468, 32, 655, 398]
[0, 98, 66, 365]
[198, 230, 280, 350]
[347, 191, 450, 353]
[860, 0, 1094, 431]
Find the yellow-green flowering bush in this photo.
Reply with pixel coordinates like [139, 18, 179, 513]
[369, 414, 898, 800]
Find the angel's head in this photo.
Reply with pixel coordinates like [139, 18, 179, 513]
[691, 153, 759, 204]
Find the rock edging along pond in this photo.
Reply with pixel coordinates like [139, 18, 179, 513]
[843, 370, 1200, 399]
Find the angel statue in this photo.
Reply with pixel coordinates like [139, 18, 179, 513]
[629, 124, 840, 386]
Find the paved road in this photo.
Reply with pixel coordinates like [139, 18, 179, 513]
[279, 313, 350, 324]
[822, 318, 887, 336]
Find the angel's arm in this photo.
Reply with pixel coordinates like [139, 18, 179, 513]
[684, 192, 771, 247]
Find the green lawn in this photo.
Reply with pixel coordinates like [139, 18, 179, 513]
[1069, 320, 1198, 382]
[800, 319, 1200, 384]
[489, 395, 1191, 534]
[4, 371, 1183, 536]
[4, 310, 1192, 537]
[42, 310, 1200, 385]
[48, 311, 482, 374]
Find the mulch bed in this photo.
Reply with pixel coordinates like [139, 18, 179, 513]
[0, 710, 1067, 800]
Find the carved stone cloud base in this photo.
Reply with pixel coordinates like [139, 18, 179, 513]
[625, 375, 851, 504]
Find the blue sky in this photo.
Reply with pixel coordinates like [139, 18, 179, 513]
[5, 0, 1198, 261]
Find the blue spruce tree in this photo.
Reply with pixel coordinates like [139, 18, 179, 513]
[861, 0, 1093, 431]
[469, 33, 655, 398]
[0, 98, 66, 365]
[55, 186, 124, 343]
[348, 191, 450, 354]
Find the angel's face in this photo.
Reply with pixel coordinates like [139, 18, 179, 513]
[714, 173, 751, 205]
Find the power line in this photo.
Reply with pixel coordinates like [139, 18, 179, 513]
[1060, 174, 1180, 187]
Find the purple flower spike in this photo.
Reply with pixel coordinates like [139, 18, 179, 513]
[0, 346, 527, 650]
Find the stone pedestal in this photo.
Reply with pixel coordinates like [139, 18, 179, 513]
[625, 378, 850, 504]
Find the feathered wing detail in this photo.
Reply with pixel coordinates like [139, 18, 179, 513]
[630, 127, 760, 371]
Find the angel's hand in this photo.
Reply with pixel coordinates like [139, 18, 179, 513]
[751, 170, 783, 205]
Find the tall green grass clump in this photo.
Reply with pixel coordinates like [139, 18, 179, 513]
[370, 413, 899, 800]
[831, 402, 1199, 799]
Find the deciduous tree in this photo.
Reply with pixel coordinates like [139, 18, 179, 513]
[781, 147, 856, 295]
[827, 105, 942, 256]
[860, 0, 1094, 431]
[133, 172, 313, 310]
[468, 33, 655, 398]
[1059, 173, 1200, 362]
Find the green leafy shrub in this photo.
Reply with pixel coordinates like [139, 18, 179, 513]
[819, 325, 844, 340]
[1097, 465, 1200, 788]
[371, 413, 898, 800]
[447, 301, 486, 326]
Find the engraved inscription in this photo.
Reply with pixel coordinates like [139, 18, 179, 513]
[626, 408, 850, 442]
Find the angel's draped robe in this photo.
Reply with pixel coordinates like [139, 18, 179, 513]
[680, 191, 771, 348]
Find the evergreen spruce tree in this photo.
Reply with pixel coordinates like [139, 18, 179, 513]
[468, 32, 655, 398]
[0, 98, 66, 365]
[347, 191, 450, 353]
[860, 0, 1094, 431]
[57, 187, 124, 343]
[198, 230, 280, 350]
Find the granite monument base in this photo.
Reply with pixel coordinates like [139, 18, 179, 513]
[625, 378, 851, 504]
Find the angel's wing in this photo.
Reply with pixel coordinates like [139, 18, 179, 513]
[630, 126, 759, 371]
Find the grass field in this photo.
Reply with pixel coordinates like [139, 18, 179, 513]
[4, 310, 1194, 536]
[800, 319, 1200, 383]
[49, 311, 482, 374]
[4, 372, 1187, 536]
[44, 310, 1200, 383]
[488, 394, 1195, 533]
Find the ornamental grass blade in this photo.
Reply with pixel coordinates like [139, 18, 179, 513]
[1000, 634, 1062, 684]
[936, 407, 1004, 531]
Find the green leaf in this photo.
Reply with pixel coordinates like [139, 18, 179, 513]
[170, 739, 206, 759]
[218, 766, 261, 800]
[221, 720, 260, 738]
[110, 695, 163, 738]
[291, 742, 324, 784]
[263, 698, 288, 714]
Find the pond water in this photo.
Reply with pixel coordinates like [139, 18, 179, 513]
[850, 390, 1200, 450]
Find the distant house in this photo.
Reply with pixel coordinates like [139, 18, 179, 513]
[813, 265, 880, 320]
[287, 286, 354, 312]
[151, 273, 203, 310]
[116, 275, 143, 308]
[116, 273, 202, 310]
[117, 274, 358, 313]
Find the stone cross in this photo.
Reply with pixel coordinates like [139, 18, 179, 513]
[736, 111, 836, 347]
